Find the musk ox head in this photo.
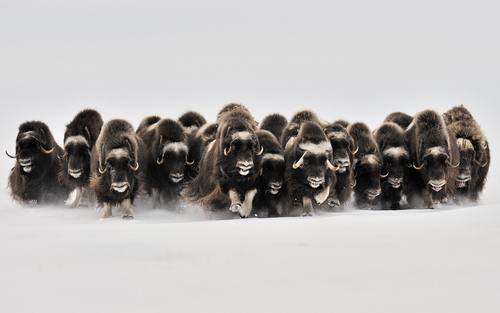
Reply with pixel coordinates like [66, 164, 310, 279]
[154, 119, 192, 184]
[374, 122, 410, 190]
[287, 121, 338, 191]
[413, 146, 459, 193]
[354, 154, 383, 202]
[324, 123, 357, 174]
[94, 120, 140, 196]
[7, 121, 58, 177]
[455, 138, 488, 189]
[257, 130, 285, 195]
[218, 117, 263, 179]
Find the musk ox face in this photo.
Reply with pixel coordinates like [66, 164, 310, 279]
[413, 147, 457, 193]
[62, 135, 91, 180]
[292, 141, 337, 189]
[9, 131, 55, 176]
[156, 141, 191, 184]
[222, 130, 262, 178]
[455, 138, 487, 190]
[326, 131, 356, 174]
[99, 148, 139, 195]
[261, 153, 285, 195]
[381, 147, 410, 189]
[354, 154, 382, 201]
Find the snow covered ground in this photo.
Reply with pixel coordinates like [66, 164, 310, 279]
[1, 1, 500, 312]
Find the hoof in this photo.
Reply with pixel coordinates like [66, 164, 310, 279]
[301, 210, 314, 217]
[328, 199, 340, 207]
[229, 203, 242, 213]
[122, 215, 134, 220]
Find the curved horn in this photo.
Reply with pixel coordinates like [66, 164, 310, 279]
[326, 160, 339, 171]
[40, 145, 55, 154]
[156, 157, 164, 165]
[99, 166, 107, 174]
[5, 150, 18, 159]
[352, 146, 359, 155]
[130, 162, 139, 171]
[57, 152, 68, 160]
[186, 159, 195, 165]
[446, 160, 460, 168]
[475, 159, 488, 167]
[292, 153, 305, 169]
[224, 146, 231, 156]
[380, 172, 389, 178]
[413, 162, 425, 170]
[406, 163, 413, 168]
[256, 146, 264, 156]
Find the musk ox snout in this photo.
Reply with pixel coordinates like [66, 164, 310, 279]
[69, 168, 83, 178]
[169, 172, 184, 183]
[335, 158, 350, 172]
[307, 176, 324, 189]
[387, 177, 403, 189]
[111, 182, 130, 193]
[428, 179, 446, 192]
[365, 188, 381, 200]
[268, 181, 282, 194]
[237, 160, 254, 176]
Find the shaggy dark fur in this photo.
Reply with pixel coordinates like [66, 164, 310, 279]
[178, 111, 207, 180]
[281, 110, 321, 150]
[260, 113, 288, 143]
[90, 119, 147, 219]
[182, 106, 262, 218]
[136, 115, 161, 133]
[348, 122, 383, 210]
[255, 130, 286, 217]
[7, 121, 70, 205]
[373, 122, 410, 210]
[444, 105, 490, 204]
[321, 122, 356, 210]
[59, 109, 103, 207]
[383, 112, 413, 130]
[284, 121, 336, 216]
[405, 110, 460, 209]
[137, 117, 191, 208]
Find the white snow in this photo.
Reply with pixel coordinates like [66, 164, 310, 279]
[1, 1, 500, 312]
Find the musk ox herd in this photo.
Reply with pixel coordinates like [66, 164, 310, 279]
[6, 104, 490, 219]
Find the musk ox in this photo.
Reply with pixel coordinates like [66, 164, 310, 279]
[281, 110, 322, 150]
[137, 117, 193, 208]
[7, 121, 70, 205]
[373, 122, 410, 210]
[182, 105, 262, 218]
[178, 111, 207, 180]
[443, 105, 490, 204]
[58, 109, 103, 207]
[347, 122, 383, 210]
[322, 122, 356, 209]
[284, 121, 338, 216]
[90, 119, 147, 219]
[405, 109, 460, 209]
[383, 112, 413, 130]
[260, 113, 288, 143]
[256, 130, 286, 217]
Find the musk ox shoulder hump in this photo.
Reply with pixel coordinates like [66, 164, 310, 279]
[136, 116, 161, 134]
[413, 109, 447, 133]
[297, 121, 329, 145]
[260, 113, 288, 141]
[290, 110, 320, 125]
[156, 119, 186, 142]
[256, 130, 283, 155]
[178, 111, 207, 129]
[443, 104, 474, 125]
[98, 119, 137, 151]
[373, 122, 405, 149]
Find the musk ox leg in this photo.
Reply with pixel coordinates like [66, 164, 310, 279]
[228, 189, 243, 213]
[70, 187, 83, 208]
[100, 203, 113, 218]
[239, 188, 258, 218]
[150, 188, 161, 209]
[302, 197, 314, 216]
[422, 189, 434, 209]
[120, 199, 134, 219]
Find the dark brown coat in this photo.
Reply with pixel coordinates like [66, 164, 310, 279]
[405, 110, 460, 209]
[7, 121, 70, 205]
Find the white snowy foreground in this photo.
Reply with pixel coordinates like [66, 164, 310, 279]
[1, 201, 499, 313]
